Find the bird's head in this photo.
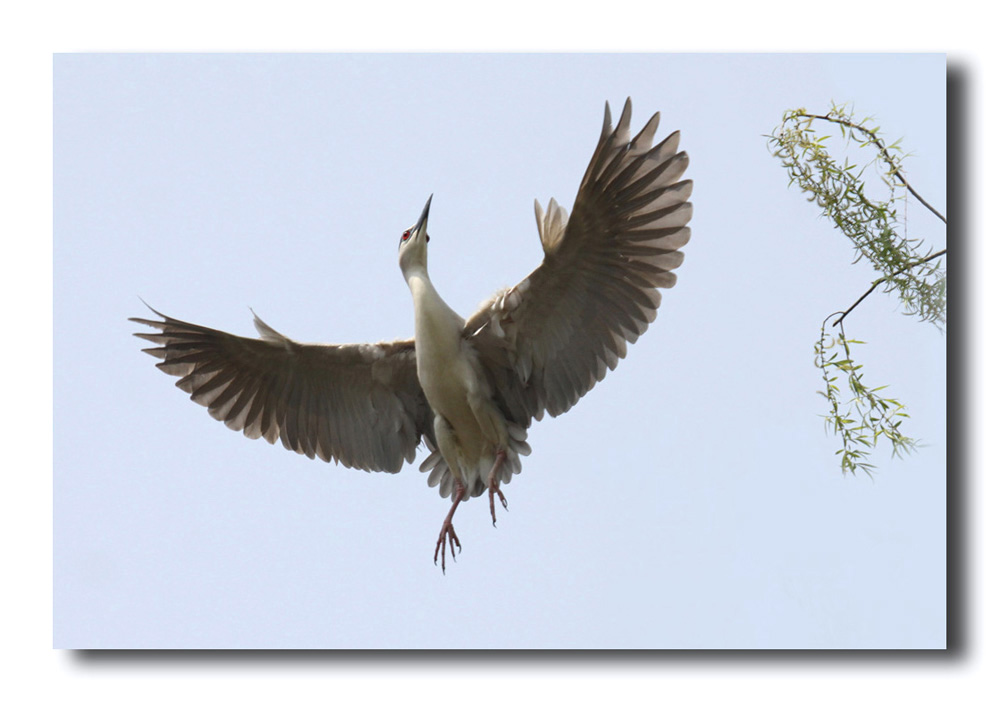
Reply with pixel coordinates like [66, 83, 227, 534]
[398, 194, 433, 278]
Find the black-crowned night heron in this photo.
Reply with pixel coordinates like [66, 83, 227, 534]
[132, 99, 692, 571]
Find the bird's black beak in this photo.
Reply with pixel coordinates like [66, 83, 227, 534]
[414, 194, 432, 242]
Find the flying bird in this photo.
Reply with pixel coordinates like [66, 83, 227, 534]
[132, 98, 693, 571]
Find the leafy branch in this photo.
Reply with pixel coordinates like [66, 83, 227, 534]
[796, 109, 947, 226]
[768, 102, 947, 475]
[814, 327, 915, 477]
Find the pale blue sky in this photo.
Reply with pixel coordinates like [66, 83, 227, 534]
[53, 53, 946, 648]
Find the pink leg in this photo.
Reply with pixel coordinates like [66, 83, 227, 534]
[434, 481, 466, 573]
[487, 448, 508, 526]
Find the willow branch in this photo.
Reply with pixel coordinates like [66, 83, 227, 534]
[831, 248, 947, 328]
[801, 112, 948, 225]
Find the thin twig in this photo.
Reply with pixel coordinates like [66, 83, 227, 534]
[832, 248, 947, 328]
[801, 112, 948, 225]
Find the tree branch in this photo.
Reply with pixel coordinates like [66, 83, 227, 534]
[801, 112, 948, 225]
[831, 248, 947, 328]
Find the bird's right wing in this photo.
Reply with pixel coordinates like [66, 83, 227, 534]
[131, 307, 435, 472]
[465, 98, 692, 426]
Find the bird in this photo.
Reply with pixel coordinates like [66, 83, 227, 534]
[131, 98, 692, 572]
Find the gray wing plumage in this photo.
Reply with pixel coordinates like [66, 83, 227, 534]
[465, 98, 693, 427]
[131, 307, 435, 473]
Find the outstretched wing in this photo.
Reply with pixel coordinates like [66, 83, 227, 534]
[465, 98, 693, 426]
[131, 307, 435, 472]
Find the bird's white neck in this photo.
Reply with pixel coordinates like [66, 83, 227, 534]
[405, 268, 435, 307]
[406, 269, 464, 349]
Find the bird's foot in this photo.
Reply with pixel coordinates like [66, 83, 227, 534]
[433, 483, 465, 574]
[487, 448, 509, 526]
[488, 481, 508, 527]
[433, 522, 461, 573]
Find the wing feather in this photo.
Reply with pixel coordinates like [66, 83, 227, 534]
[131, 307, 434, 473]
[466, 98, 693, 423]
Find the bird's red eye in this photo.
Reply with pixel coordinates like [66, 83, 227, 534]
[401, 229, 411, 241]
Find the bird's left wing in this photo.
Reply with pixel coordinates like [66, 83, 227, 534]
[464, 98, 692, 427]
[131, 307, 434, 472]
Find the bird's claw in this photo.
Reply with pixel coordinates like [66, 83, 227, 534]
[488, 481, 508, 527]
[487, 448, 509, 526]
[434, 523, 461, 573]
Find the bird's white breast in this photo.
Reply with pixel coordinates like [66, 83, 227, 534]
[408, 274, 490, 463]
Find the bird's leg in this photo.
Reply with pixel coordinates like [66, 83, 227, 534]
[487, 448, 508, 526]
[434, 481, 465, 573]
